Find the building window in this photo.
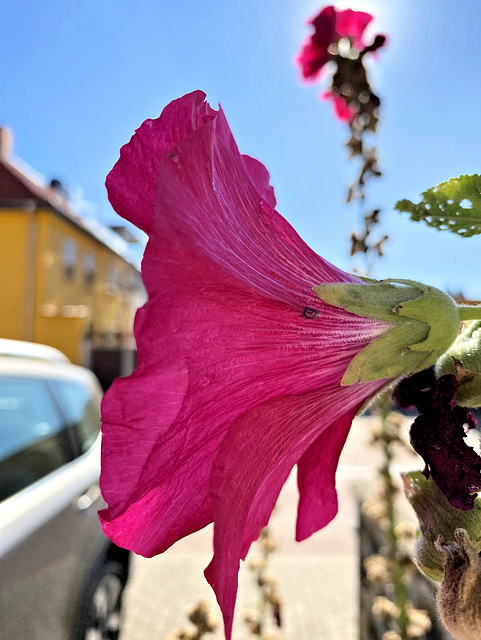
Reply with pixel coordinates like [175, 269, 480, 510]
[106, 263, 120, 294]
[84, 251, 97, 286]
[123, 268, 140, 291]
[62, 239, 77, 280]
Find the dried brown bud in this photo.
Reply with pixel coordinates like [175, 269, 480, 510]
[268, 593, 283, 628]
[244, 609, 262, 635]
[405, 603, 432, 637]
[257, 572, 278, 589]
[364, 208, 380, 230]
[248, 557, 264, 571]
[374, 234, 389, 257]
[188, 600, 219, 634]
[259, 537, 278, 554]
[436, 529, 481, 640]
[350, 231, 368, 256]
[372, 596, 400, 621]
[362, 497, 388, 527]
[165, 626, 196, 640]
[394, 521, 416, 540]
[381, 632, 402, 640]
[364, 554, 391, 586]
[346, 135, 363, 157]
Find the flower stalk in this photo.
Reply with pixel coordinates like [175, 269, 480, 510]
[296, 5, 387, 270]
[373, 404, 410, 638]
[244, 527, 283, 638]
[458, 306, 481, 321]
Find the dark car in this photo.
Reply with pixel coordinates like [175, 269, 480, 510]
[0, 341, 130, 640]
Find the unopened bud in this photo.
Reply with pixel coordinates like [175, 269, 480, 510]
[402, 472, 481, 582]
[436, 529, 481, 640]
[436, 320, 481, 407]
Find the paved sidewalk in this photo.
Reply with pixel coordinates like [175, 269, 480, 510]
[119, 415, 420, 640]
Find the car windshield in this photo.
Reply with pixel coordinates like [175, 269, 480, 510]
[0, 377, 65, 461]
[0, 377, 71, 500]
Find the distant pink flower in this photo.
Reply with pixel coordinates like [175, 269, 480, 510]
[321, 90, 357, 121]
[336, 7, 373, 48]
[297, 6, 337, 80]
[99, 91, 390, 639]
[297, 5, 383, 80]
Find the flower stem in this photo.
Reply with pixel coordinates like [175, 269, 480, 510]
[379, 405, 410, 638]
[458, 305, 481, 321]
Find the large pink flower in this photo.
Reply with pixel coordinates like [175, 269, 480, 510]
[297, 5, 382, 80]
[99, 90, 390, 638]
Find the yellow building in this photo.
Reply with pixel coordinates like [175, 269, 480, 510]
[0, 127, 145, 388]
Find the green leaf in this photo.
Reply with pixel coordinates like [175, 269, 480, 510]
[395, 174, 481, 237]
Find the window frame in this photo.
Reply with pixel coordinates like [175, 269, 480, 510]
[62, 238, 78, 281]
[47, 379, 101, 456]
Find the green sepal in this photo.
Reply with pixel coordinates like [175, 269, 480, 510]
[314, 278, 460, 385]
[395, 174, 481, 237]
[392, 279, 460, 355]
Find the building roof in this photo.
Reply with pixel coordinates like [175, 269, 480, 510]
[0, 132, 140, 270]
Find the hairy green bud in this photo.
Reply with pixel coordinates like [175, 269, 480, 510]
[314, 278, 460, 385]
[436, 320, 481, 407]
[437, 529, 481, 640]
[402, 472, 481, 583]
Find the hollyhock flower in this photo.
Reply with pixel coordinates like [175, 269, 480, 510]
[297, 5, 382, 81]
[296, 6, 336, 81]
[99, 91, 457, 638]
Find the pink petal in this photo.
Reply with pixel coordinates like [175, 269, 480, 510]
[335, 8, 373, 48]
[333, 96, 357, 122]
[296, 405, 359, 540]
[296, 5, 337, 80]
[320, 91, 357, 122]
[205, 382, 383, 639]
[105, 90, 215, 234]
[296, 42, 331, 81]
[241, 154, 277, 209]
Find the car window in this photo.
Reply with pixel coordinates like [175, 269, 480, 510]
[0, 377, 73, 501]
[50, 380, 101, 453]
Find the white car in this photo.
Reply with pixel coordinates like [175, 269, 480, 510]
[0, 341, 130, 640]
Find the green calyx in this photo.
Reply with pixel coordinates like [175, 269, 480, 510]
[314, 278, 461, 385]
[436, 320, 481, 407]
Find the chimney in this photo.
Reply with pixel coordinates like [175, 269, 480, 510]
[0, 126, 13, 159]
[49, 178, 69, 201]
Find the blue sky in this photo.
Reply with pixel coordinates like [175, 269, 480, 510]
[2, 0, 480, 296]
